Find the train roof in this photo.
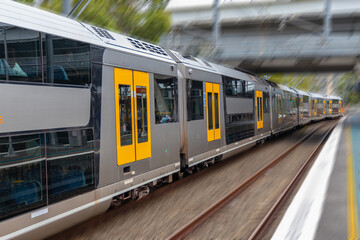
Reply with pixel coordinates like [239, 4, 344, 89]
[326, 95, 342, 100]
[0, 0, 175, 63]
[308, 92, 325, 98]
[266, 81, 297, 94]
[292, 88, 310, 96]
[166, 50, 218, 73]
[208, 62, 261, 83]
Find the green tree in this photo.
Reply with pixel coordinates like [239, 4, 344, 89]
[15, 0, 171, 43]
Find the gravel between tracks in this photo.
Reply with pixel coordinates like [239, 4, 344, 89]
[185, 120, 337, 240]
[47, 121, 331, 240]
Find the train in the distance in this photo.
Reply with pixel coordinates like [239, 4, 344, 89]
[0, 1, 342, 239]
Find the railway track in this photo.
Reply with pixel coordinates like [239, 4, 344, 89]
[47, 121, 337, 239]
[167, 120, 338, 240]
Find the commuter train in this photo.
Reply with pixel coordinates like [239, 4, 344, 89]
[0, 1, 343, 239]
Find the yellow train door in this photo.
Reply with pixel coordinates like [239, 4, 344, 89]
[256, 91, 263, 129]
[300, 98, 303, 119]
[206, 82, 221, 142]
[323, 100, 325, 115]
[314, 100, 317, 116]
[329, 101, 332, 114]
[339, 101, 341, 113]
[114, 68, 151, 165]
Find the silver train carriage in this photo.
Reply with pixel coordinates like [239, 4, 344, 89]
[0, 1, 343, 239]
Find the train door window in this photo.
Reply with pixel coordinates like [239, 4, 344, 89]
[207, 92, 213, 130]
[46, 129, 95, 204]
[0, 25, 42, 83]
[154, 74, 178, 124]
[206, 82, 221, 142]
[187, 80, 204, 121]
[256, 91, 263, 129]
[136, 86, 148, 143]
[214, 92, 219, 129]
[119, 85, 133, 146]
[0, 134, 46, 220]
[114, 68, 151, 164]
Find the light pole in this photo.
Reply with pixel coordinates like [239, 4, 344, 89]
[213, 0, 220, 48]
[63, 0, 72, 16]
[323, 0, 331, 42]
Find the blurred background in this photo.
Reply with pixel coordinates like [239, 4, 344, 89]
[15, 0, 360, 105]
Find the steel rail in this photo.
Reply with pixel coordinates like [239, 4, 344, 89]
[166, 122, 328, 240]
[247, 121, 338, 240]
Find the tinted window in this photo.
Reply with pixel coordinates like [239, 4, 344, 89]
[46, 129, 95, 203]
[0, 30, 5, 80]
[0, 25, 42, 82]
[223, 76, 254, 98]
[0, 134, 44, 166]
[225, 113, 254, 144]
[45, 36, 90, 86]
[46, 129, 93, 158]
[0, 23, 91, 86]
[0, 134, 46, 220]
[263, 92, 270, 113]
[187, 80, 204, 120]
[154, 75, 178, 124]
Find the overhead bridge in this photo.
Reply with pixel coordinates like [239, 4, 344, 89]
[161, 0, 360, 73]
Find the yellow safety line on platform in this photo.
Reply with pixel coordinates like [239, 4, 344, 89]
[346, 126, 359, 239]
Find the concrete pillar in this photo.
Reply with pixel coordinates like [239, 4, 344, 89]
[63, 0, 72, 16]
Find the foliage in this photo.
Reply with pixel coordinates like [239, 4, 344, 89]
[14, 0, 171, 43]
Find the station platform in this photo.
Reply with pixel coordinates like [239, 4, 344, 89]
[271, 108, 360, 240]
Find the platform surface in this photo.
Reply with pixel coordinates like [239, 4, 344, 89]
[272, 108, 360, 240]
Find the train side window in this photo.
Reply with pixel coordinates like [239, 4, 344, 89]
[225, 113, 254, 144]
[187, 80, 204, 121]
[154, 75, 178, 124]
[223, 76, 254, 98]
[0, 134, 46, 221]
[44, 35, 91, 86]
[263, 92, 270, 113]
[0, 31, 5, 80]
[0, 25, 42, 83]
[46, 129, 95, 204]
[46, 129, 94, 158]
[245, 81, 255, 98]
